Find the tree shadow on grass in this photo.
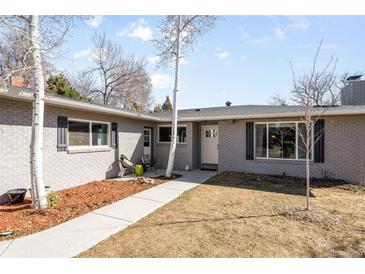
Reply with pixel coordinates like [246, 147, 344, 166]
[132, 209, 306, 228]
[203, 176, 315, 197]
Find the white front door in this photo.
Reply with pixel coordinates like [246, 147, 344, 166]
[144, 128, 152, 155]
[201, 125, 219, 164]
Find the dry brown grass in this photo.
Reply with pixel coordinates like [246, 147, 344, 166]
[78, 172, 365, 258]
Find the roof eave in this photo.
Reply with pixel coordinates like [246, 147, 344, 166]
[2, 87, 365, 123]
[0, 87, 163, 122]
[174, 109, 365, 122]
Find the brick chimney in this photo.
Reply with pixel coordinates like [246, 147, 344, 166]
[341, 75, 365, 105]
[9, 76, 27, 88]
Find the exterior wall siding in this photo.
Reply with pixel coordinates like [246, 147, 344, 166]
[0, 98, 150, 201]
[341, 80, 365, 105]
[2, 94, 365, 204]
[218, 116, 365, 184]
[154, 122, 194, 170]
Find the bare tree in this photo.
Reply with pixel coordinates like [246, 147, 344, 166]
[79, 33, 152, 111]
[109, 65, 152, 112]
[0, 15, 76, 208]
[154, 15, 218, 177]
[0, 25, 31, 85]
[0, 16, 73, 86]
[290, 39, 339, 210]
[269, 94, 288, 106]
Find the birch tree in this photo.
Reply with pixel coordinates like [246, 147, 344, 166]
[0, 15, 75, 208]
[28, 16, 48, 208]
[153, 15, 218, 177]
[290, 40, 339, 210]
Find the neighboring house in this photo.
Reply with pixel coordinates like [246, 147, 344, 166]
[1, 80, 365, 202]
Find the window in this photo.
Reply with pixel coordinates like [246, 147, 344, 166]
[254, 122, 312, 160]
[205, 129, 217, 138]
[69, 121, 90, 146]
[92, 123, 108, 146]
[158, 125, 187, 143]
[68, 119, 110, 147]
[144, 130, 150, 146]
[268, 123, 296, 159]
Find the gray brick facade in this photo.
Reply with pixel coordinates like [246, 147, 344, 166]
[218, 116, 365, 184]
[341, 80, 365, 105]
[1, 94, 365, 203]
[0, 98, 153, 201]
[154, 122, 194, 170]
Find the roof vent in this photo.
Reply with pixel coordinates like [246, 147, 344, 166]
[346, 75, 362, 81]
[195, 109, 201, 112]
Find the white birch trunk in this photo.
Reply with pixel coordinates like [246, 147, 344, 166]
[29, 15, 47, 209]
[165, 15, 181, 178]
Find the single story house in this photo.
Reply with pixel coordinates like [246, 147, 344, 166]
[1, 80, 365, 202]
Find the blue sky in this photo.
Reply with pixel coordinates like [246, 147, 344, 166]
[56, 16, 365, 109]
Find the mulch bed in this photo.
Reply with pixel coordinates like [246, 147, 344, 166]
[155, 174, 182, 180]
[0, 177, 171, 241]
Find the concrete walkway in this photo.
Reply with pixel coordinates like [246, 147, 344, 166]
[0, 169, 215, 258]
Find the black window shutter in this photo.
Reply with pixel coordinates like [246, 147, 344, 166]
[111, 122, 118, 149]
[57, 116, 68, 152]
[246, 122, 254, 160]
[314, 119, 325, 163]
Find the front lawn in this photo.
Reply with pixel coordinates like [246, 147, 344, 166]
[78, 172, 365, 258]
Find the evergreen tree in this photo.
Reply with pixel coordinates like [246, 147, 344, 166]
[153, 103, 162, 112]
[153, 96, 173, 112]
[161, 96, 173, 112]
[46, 75, 89, 101]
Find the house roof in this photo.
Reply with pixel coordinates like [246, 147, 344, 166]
[150, 104, 365, 121]
[1, 86, 365, 122]
[0, 86, 161, 122]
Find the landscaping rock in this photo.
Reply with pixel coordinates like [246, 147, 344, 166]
[136, 178, 155, 184]
[276, 205, 344, 230]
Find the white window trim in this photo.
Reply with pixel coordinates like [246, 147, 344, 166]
[157, 124, 187, 144]
[67, 118, 111, 150]
[253, 121, 314, 161]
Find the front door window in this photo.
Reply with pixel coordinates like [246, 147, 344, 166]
[144, 128, 152, 156]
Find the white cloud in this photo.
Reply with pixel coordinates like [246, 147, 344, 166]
[288, 16, 311, 30]
[86, 16, 103, 28]
[241, 29, 268, 44]
[73, 48, 92, 59]
[129, 25, 153, 41]
[273, 27, 286, 40]
[117, 18, 153, 42]
[240, 55, 247, 61]
[151, 73, 173, 89]
[271, 17, 311, 41]
[217, 51, 230, 60]
[147, 56, 160, 64]
[215, 48, 230, 60]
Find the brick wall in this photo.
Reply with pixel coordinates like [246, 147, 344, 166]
[154, 122, 194, 170]
[0, 98, 151, 201]
[218, 116, 365, 184]
[341, 80, 365, 105]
